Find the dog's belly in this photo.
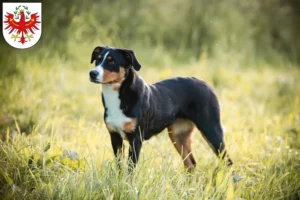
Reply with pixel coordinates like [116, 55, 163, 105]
[102, 84, 136, 139]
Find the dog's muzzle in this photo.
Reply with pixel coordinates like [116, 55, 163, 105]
[90, 70, 99, 79]
[90, 70, 101, 83]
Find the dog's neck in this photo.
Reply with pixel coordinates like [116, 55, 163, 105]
[102, 68, 146, 116]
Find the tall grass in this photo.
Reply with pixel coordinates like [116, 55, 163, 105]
[0, 59, 299, 199]
[0, 0, 300, 199]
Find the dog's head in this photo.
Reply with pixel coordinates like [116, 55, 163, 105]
[89, 46, 141, 84]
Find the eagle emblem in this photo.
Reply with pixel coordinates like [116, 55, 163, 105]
[2, 3, 42, 49]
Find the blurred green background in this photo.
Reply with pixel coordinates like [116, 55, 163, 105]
[1, 0, 300, 134]
[0, 1, 300, 199]
[1, 0, 300, 70]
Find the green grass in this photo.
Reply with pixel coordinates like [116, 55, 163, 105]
[0, 57, 299, 199]
[1, 0, 299, 198]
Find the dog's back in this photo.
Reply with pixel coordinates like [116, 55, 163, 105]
[89, 46, 232, 172]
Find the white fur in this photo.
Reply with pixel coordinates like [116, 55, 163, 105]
[95, 66, 104, 82]
[102, 84, 132, 139]
[92, 52, 109, 82]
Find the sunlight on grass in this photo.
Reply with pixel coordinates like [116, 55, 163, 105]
[0, 59, 299, 199]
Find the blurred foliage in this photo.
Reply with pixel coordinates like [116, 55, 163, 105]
[0, 0, 300, 135]
[0, 1, 300, 198]
[1, 0, 300, 72]
[67, 0, 300, 65]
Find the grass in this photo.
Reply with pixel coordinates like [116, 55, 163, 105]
[0, 56, 299, 199]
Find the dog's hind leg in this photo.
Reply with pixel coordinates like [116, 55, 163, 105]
[195, 118, 233, 166]
[168, 119, 197, 172]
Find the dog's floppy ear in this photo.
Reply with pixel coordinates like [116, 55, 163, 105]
[90, 46, 105, 64]
[118, 49, 141, 71]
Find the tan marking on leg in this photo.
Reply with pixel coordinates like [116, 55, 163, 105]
[123, 118, 136, 133]
[169, 119, 195, 136]
[168, 119, 196, 172]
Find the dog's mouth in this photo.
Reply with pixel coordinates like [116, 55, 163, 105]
[89, 78, 117, 84]
[89, 78, 102, 84]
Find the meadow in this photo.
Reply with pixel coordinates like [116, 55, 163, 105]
[1, 0, 300, 199]
[0, 50, 299, 199]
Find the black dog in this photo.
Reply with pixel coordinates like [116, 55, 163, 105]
[89, 46, 232, 172]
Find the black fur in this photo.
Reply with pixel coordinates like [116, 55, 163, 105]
[91, 46, 141, 71]
[89, 46, 232, 171]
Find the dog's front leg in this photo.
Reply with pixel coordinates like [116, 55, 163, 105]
[127, 133, 143, 172]
[110, 132, 124, 168]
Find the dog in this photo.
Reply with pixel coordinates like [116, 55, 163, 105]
[89, 46, 233, 172]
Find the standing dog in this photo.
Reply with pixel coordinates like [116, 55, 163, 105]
[89, 46, 232, 172]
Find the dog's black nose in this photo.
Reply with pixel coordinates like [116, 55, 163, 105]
[89, 70, 99, 79]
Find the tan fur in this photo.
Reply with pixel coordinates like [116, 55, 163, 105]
[105, 116, 136, 135]
[169, 119, 195, 135]
[168, 119, 196, 172]
[123, 118, 136, 133]
[113, 84, 121, 91]
[102, 70, 119, 83]
[102, 67, 125, 84]
[116, 68, 125, 82]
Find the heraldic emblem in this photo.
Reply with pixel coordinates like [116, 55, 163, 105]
[2, 3, 42, 49]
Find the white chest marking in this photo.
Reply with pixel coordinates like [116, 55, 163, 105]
[102, 84, 131, 139]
